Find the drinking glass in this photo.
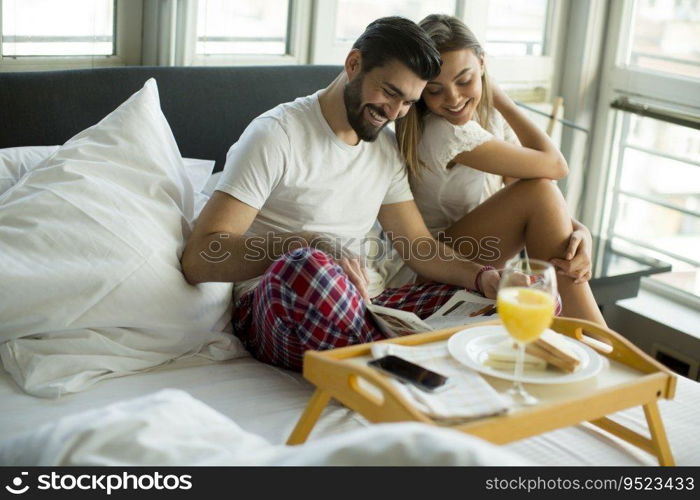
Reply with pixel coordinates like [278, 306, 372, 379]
[496, 258, 557, 406]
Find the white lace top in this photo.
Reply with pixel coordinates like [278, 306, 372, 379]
[368, 110, 520, 294]
[411, 110, 518, 236]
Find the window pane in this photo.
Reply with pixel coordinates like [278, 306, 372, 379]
[628, 0, 700, 79]
[608, 112, 700, 298]
[196, 0, 289, 55]
[1, 0, 114, 57]
[626, 114, 700, 163]
[649, 265, 700, 298]
[613, 237, 700, 299]
[619, 114, 700, 211]
[485, 0, 549, 56]
[619, 148, 700, 209]
[613, 195, 700, 266]
[334, 0, 456, 43]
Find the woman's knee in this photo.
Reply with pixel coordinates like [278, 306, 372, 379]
[519, 178, 567, 212]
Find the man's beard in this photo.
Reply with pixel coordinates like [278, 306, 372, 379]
[343, 74, 389, 142]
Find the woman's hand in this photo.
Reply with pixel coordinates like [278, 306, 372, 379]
[551, 223, 593, 284]
[478, 269, 501, 299]
[478, 268, 533, 299]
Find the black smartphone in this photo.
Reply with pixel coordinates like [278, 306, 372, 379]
[368, 355, 449, 392]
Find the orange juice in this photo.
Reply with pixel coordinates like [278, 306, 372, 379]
[497, 287, 555, 343]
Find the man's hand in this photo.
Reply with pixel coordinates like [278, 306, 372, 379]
[303, 232, 371, 302]
[551, 223, 592, 284]
[338, 256, 371, 302]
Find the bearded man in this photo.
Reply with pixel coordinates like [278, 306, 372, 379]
[182, 17, 499, 371]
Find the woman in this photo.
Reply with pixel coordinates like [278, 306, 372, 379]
[393, 14, 604, 325]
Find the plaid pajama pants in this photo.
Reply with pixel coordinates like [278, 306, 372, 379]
[232, 247, 460, 371]
[232, 247, 563, 371]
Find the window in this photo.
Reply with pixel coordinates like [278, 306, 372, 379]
[0, 0, 141, 71]
[186, 0, 309, 66]
[468, 0, 555, 102]
[1, 0, 114, 57]
[196, 0, 289, 56]
[311, 0, 560, 102]
[586, 0, 700, 303]
[484, 0, 549, 56]
[607, 111, 700, 297]
[628, 0, 700, 80]
[333, 0, 456, 43]
[311, 0, 458, 64]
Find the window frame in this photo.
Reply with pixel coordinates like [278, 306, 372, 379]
[582, 0, 700, 306]
[0, 0, 142, 71]
[186, 0, 311, 67]
[309, 0, 563, 102]
[477, 0, 561, 97]
[308, 0, 462, 64]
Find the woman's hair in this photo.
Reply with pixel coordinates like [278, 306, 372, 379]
[396, 14, 494, 177]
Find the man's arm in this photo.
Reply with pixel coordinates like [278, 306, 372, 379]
[181, 191, 310, 285]
[181, 191, 373, 298]
[181, 115, 324, 286]
[378, 200, 498, 297]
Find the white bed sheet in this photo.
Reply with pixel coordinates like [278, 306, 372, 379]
[2, 357, 699, 466]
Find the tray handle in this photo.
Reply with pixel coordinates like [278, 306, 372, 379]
[551, 317, 674, 382]
[304, 352, 433, 425]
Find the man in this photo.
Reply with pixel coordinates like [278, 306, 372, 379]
[181, 17, 500, 371]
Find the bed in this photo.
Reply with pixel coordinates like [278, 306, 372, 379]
[0, 66, 698, 466]
[1, 354, 699, 466]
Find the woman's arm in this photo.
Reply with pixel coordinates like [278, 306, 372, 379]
[378, 200, 500, 298]
[452, 83, 568, 180]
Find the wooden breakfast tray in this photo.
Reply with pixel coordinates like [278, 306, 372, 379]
[287, 317, 677, 466]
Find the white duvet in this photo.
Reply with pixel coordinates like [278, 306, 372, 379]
[0, 389, 527, 466]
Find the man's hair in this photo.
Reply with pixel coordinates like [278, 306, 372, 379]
[352, 16, 441, 81]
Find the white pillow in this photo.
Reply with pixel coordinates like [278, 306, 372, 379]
[0, 145, 60, 195]
[202, 171, 223, 197]
[0, 145, 215, 196]
[182, 158, 216, 194]
[0, 79, 243, 397]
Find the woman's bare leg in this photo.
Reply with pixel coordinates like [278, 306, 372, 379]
[439, 179, 606, 325]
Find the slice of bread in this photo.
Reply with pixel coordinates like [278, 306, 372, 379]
[526, 330, 580, 373]
[485, 340, 547, 372]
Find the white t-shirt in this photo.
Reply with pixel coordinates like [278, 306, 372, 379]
[216, 91, 413, 300]
[411, 110, 518, 236]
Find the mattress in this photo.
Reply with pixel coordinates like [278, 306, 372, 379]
[2, 356, 699, 466]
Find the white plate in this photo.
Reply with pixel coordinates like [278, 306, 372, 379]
[447, 325, 604, 384]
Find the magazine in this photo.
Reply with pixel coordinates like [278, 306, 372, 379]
[367, 290, 498, 338]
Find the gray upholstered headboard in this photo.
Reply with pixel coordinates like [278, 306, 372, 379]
[0, 65, 341, 171]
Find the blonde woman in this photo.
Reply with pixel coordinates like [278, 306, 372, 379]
[393, 14, 605, 325]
